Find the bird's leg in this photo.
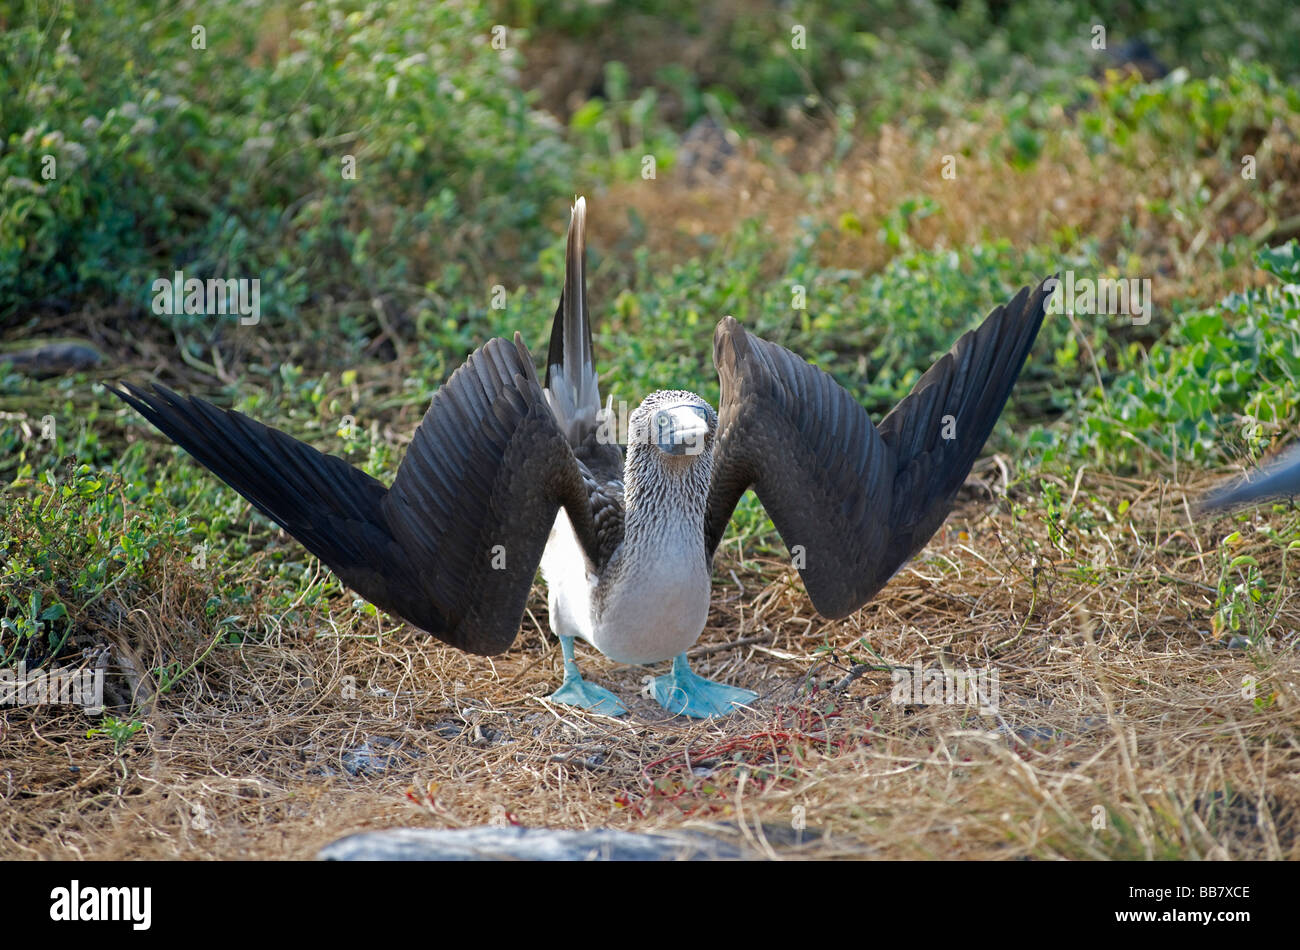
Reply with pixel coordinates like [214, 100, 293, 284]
[547, 635, 627, 715]
[652, 653, 757, 718]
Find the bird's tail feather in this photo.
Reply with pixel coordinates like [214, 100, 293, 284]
[544, 196, 601, 446]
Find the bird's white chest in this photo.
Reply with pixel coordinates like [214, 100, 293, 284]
[540, 513, 711, 666]
[594, 527, 711, 664]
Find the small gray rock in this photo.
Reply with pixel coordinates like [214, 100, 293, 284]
[340, 736, 416, 776]
[677, 116, 739, 185]
[318, 826, 746, 861]
[1, 340, 103, 377]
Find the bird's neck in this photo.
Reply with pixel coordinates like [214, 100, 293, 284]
[622, 445, 712, 550]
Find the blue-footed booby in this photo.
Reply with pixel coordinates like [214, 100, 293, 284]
[110, 197, 1051, 718]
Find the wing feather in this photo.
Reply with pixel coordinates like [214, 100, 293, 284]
[705, 278, 1051, 618]
[111, 334, 603, 655]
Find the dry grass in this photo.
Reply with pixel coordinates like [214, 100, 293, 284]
[4, 465, 1297, 860]
[593, 107, 1300, 310]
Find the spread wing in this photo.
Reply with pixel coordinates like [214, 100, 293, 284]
[704, 278, 1052, 618]
[1197, 442, 1300, 513]
[110, 334, 604, 655]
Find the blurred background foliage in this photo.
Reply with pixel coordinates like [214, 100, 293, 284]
[3, 0, 1300, 644]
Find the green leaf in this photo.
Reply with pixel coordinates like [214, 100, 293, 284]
[1256, 241, 1300, 283]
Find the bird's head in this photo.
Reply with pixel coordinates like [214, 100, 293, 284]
[628, 390, 716, 467]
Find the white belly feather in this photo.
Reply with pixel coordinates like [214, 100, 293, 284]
[540, 509, 597, 643]
[540, 510, 711, 666]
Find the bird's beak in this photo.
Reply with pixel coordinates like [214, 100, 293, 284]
[655, 406, 709, 457]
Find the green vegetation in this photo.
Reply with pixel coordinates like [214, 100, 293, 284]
[1036, 244, 1300, 471]
[1, 0, 576, 332]
[507, 0, 1300, 129]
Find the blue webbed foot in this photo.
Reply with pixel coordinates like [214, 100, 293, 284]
[548, 635, 627, 716]
[548, 675, 627, 716]
[652, 653, 757, 718]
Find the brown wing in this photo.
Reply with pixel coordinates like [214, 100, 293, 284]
[704, 278, 1052, 618]
[111, 334, 603, 655]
